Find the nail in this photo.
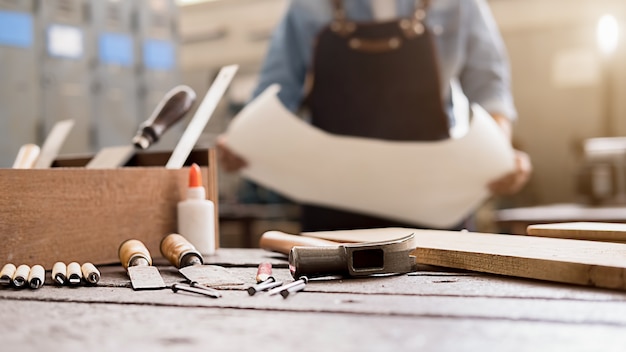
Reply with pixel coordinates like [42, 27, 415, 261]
[171, 283, 221, 298]
[267, 277, 308, 296]
[247, 277, 282, 296]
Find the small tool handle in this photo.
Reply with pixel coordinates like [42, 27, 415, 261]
[259, 231, 340, 255]
[13, 264, 31, 288]
[160, 233, 203, 268]
[0, 263, 16, 285]
[12, 144, 41, 169]
[119, 239, 153, 269]
[28, 265, 45, 289]
[67, 262, 82, 285]
[52, 262, 67, 285]
[81, 263, 100, 285]
[132, 85, 197, 149]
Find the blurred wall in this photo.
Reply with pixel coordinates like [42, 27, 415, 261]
[491, 0, 626, 205]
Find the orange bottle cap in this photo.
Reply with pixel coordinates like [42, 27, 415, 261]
[189, 163, 202, 188]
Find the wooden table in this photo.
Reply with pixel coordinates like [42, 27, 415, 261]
[2, 249, 626, 351]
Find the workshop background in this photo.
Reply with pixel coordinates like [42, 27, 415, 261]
[1, 0, 626, 246]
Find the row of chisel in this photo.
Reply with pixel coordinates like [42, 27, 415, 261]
[0, 262, 101, 289]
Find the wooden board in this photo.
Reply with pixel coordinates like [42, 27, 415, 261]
[526, 222, 626, 242]
[411, 229, 626, 290]
[304, 227, 626, 290]
[0, 149, 219, 268]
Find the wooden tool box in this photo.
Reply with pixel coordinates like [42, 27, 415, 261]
[0, 149, 219, 268]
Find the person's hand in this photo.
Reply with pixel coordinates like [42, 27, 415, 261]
[488, 149, 532, 195]
[216, 135, 247, 172]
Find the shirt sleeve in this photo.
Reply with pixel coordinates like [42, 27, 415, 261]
[251, 1, 313, 113]
[460, 0, 517, 120]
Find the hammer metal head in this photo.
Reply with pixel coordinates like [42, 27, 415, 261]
[289, 234, 417, 279]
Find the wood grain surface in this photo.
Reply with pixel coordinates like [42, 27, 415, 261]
[0, 150, 219, 268]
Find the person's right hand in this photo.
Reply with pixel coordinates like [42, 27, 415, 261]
[216, 135, 247, 172]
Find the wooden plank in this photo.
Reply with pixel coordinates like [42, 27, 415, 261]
[526, 222, 626, 242]
[0, 149, 219, 267]
[410, 229, 626, 290]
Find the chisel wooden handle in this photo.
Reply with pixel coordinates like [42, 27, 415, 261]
[28, 265, 45, 289]
[119, 239, 153, 269]
[81, 263, 100, 285]
[67, 262, 82, 285]
[52, 262, 67, 285]
[132, 85, 196, 149]
[160, 233, 203, 268]
[12, 144, 41, 169]
[259, 231, 340, 255]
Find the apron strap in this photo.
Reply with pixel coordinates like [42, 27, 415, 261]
[331, 0, 432, 20]
[329, 0, 432, 51]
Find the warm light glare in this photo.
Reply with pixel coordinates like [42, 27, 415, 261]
[597, 14, 620, 55]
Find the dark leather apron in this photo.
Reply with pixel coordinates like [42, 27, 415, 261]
[302, 0, 459, 231]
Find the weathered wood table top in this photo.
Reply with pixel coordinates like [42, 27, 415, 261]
[2, 249, 626, 351]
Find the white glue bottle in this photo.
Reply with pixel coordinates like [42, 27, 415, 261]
[177, 163, 215, 255]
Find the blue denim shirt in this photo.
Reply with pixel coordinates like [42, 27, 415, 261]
[253, 0, 517, 121]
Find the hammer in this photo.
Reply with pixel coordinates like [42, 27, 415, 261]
[259, 231, 418, 279]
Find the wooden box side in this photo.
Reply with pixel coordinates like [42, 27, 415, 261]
[0, 149, 219, 268]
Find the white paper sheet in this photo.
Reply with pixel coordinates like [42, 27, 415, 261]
[224, 84, 515, 228]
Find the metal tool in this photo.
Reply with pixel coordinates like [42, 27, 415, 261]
[166, 64, 238, 169]
[288, 233, 418, 279]
[87, 85, 196, 169]
[67, 262, 82, 285]
[119, 239, 166, 290]
[171, 283, 221, 298]
[81, 263, 100, 285]
[13, 264, 30, 288]
[52, 262, 67, 285]
[247, 277, 283, 296]
[160, 233, 241, 288]
[34, 119, 75, 168]
[12, 144, 41, 169]
[280, 278, 307, 299]
[267, 277, 307, 296]
[0, 264, 16, 286]
[28, 265, 45, 289]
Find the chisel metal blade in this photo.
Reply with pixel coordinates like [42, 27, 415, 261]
[127, 266, 167, 290]
[119, 239, 167, 290]
[178, 265, 245, 288]
[166, 64, 238, 169]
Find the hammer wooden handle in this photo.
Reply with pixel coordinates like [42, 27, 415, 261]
[259, 231, 339, 255]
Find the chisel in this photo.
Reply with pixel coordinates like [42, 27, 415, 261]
[161, 233, 243, 288]
[119, 239, 166, 290]
[87, 85, 196, 169]
[166, 65, 238, 169]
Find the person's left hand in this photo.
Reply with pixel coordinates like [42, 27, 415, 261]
[488, 149, 532, 195]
